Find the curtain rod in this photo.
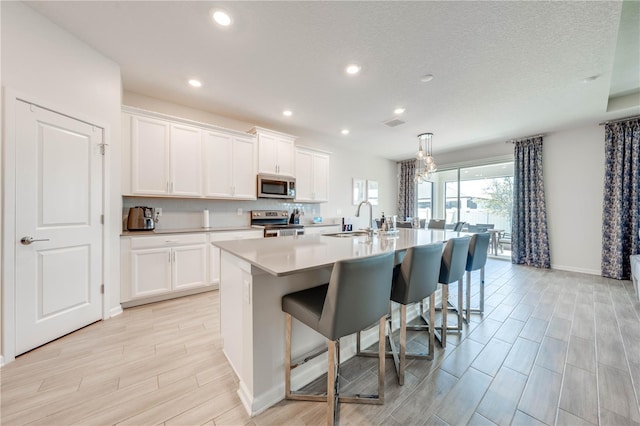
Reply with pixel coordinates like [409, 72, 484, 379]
[505, 134, 545, 144]
[599, 114, 640, 125]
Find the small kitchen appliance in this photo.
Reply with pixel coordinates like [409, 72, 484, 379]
[257, 174, 296, 199]
[251, 210, 304, 238]
[127, 206, 158, 231]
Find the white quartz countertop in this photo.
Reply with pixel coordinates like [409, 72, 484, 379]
[121, 226, 256, 237]
[213, 228, 469, 277]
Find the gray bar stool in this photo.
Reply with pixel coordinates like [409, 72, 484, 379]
[437, 236, 471, 347]
[281, 252, 395, 426]
[465, 233, 491, 321]
[388, 243, 443, 385]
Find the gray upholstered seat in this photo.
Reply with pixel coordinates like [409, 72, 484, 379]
[427, 219, 446, 229]
[281, 252, 395, 425]
[465, 233, 491, 320]
[453, 221, 465, 231]
[388, 243, 442, 385]
[437, 236, 471, 347]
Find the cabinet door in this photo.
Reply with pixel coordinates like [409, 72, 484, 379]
[170, 124, 202, 196]
[232, 135, 257, 199]
[131, 248, 172, 298]
[131, 116, 170, 195]
[257, 132, 278, 174]
[203, 131, 233, 197]
[294, 149, 314, 201]
[313, 153, 330, 202]
[173, 244, 207, 290]
[276, 136, 295, 176]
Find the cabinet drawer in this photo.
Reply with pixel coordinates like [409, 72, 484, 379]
[130, 233, 207, 249]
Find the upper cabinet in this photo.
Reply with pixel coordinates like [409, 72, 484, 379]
[295, 147, 330, 203]
[123, 108, 257, 200]
[170, 124, 203, 197]
[250, 127, 296, 176]
[128, 114, 202, 196]
[203, 130, 257, 199]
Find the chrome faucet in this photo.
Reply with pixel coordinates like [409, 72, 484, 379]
[355, 200, 373, 237]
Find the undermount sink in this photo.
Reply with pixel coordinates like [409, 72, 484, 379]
[325, 231, 371, 238]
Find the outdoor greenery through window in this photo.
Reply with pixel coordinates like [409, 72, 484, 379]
[416, 161, 514, 257]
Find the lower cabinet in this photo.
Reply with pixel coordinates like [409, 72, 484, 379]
[303, 225, 341, 235]
[209, 229, 264, 285]
[121, 230, 263, 307]
[121, 233, 209, 306]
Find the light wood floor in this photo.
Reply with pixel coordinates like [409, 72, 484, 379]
[2, 260, 639, 425]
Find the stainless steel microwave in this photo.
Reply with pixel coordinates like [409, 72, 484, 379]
[257, 174, 296, 199]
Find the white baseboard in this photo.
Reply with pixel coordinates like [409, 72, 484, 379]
[109, 305, 123, 318]
[550, 264, 601, 276]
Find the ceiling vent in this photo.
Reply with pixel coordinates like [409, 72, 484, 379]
[383, 118, 406, 127]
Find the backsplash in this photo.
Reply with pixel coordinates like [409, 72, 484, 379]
[122, 197, 329, 231]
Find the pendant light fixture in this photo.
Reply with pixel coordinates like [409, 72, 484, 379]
[415, 132, 437, 183]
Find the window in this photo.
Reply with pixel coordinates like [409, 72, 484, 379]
[416, 161, 513, 257]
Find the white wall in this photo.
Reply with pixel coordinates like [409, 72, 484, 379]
[122, 92, 398, 230]
[1, 2, 122, 358]
[544, 124, 605, 274]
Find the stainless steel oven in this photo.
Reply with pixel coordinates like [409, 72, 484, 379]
[251, 210, 304, 238]
[263, 226, 305, 238]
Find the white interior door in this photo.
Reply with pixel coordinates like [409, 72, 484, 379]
[15, 100, 103, 355]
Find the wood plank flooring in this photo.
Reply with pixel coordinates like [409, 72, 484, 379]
[2, 260, 639, 425]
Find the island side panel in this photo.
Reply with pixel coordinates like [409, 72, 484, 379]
[250, 266, 332, 414]
[219, 251, 253, 401]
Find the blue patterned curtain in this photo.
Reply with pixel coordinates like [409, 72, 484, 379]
[512, 137, 551, 268]
[397, 160, 416, 221]
[602, 118, 640, 279]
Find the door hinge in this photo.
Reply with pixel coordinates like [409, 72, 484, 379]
[99, 143, 108, 155]
[100, 214, 104, 225]
[100, 284, 104, 294]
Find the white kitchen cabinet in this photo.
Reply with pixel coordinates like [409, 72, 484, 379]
[121, 233, 209, 305]
[303, 225, 340, 235]
[130, 115, 170, 195]
[170, 124, 203, 196]
[203, 130, 257, 199]
[295, 147, 330, 202]
[128, 113, 202, 196]
[250, 127, 296, 176]
[209, 229, 263, 285]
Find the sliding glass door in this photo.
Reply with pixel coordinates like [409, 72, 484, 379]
[416, 161, 513, 257]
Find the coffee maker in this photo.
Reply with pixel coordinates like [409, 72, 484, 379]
[127, 206, 157, 231]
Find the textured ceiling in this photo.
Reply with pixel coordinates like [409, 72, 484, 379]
[25, 1, 640, 160]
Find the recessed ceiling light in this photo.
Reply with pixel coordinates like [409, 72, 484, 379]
[346, 64, 361, 75]
[420, 74, 434, 83]
[283, 110, 293, 117]
[394, 108, 406, 115]
[581, 75, 600, 83]
[212, 10, 232, 26]
[188, 79, 202, 87]
[341, 129, 350, 135]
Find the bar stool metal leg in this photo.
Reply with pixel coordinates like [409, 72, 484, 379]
[465, 266, 486, 321]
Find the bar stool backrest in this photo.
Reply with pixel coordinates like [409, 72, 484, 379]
[428, 219, 446, 229]
[319, 252, 395, 341]
[391, 244, 443, 305]
[466, 233, 490, 272]
[439, 237, 471, 285]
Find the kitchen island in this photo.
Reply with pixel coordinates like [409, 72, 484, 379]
[213, 228, 461, 416]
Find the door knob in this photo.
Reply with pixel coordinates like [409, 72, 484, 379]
[20, 236, 50, 245]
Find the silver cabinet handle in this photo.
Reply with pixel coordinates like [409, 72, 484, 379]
[20, 236, 50, 245]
